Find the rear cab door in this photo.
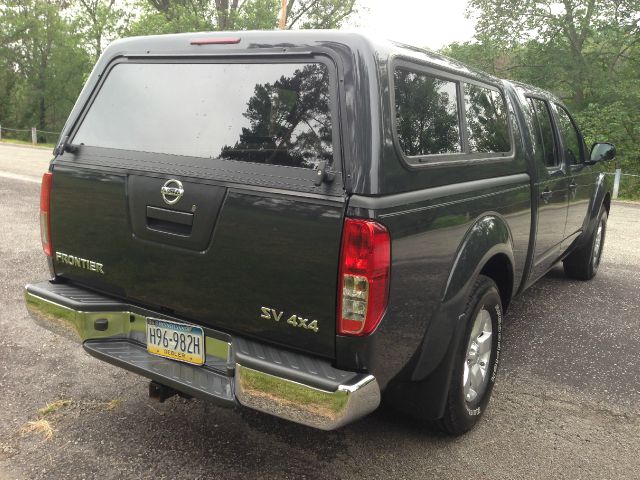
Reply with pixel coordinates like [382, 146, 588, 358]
[523, 96, 570, 279]
[50, 54, 346, 359]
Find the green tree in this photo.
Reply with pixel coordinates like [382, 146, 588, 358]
[0, 0, 360, 143]
[285, 0, 358, 29]
[0, 0, 90, 135]
[76, 0, 133, 60]
[467, 0, 640, 107]
[442, 1, 640, 196]
[129, 0, 358, 35]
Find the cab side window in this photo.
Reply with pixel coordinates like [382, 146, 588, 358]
[555, 105, 584, 165]
[527, 98, 559, 168]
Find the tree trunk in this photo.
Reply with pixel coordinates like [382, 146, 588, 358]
[215, 0, 230, 29]
[573, 87, 585, 108]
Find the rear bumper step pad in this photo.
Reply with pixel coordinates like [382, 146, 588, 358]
[25, 280, 380, 430]
[84, 340, 235, 406]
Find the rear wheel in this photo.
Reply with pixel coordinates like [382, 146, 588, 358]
[563, 208, 608, 280]
[434, 275, 502, 435]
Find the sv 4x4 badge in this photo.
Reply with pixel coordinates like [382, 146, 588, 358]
[260, 307, 319, 333]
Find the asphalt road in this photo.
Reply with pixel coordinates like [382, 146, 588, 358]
[0, 142, 52, 181]
[0, 145, 639, 479]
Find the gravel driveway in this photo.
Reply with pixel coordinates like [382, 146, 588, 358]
[0, 145, 638, 479]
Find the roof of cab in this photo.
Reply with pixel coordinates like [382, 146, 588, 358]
[508, 79, 563, 103]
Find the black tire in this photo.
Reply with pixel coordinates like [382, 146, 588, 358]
[563, 208, 608, 281]
[434, 275, 503, 436]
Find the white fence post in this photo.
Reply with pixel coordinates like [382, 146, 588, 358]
[612, 168, 622, 199]
[31, 127, 37, 145]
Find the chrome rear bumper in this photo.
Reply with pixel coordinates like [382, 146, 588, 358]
[25, 282, 380, 430]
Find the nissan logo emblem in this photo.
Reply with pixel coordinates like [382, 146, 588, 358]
[160, 179, 184, 205]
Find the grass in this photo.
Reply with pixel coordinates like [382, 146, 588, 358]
[104, 399, 122, 410]
[38, 399, 71, 416]
[21, 419, 54, 440]
[617, 176, 640, 200]
[0, 138, 55, 149]
[20, 399, 71, 440]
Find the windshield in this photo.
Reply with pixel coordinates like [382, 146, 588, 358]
[73, 62, 334, 169]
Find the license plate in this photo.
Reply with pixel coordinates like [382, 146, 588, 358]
[146, 318, 205, 365]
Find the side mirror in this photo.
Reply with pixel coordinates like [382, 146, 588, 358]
[589, 142, 616, 163]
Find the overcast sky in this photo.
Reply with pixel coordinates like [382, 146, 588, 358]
[347, 0, 477, 50]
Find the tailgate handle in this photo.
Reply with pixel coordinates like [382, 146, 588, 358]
[146, 206, 193, 226]
[146, 206, 194, 236]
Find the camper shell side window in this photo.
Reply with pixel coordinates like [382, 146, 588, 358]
[390, 58, 514, 168]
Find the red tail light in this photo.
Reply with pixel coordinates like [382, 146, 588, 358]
[337, 218, 390, 336]
[40, 172, 53, 257]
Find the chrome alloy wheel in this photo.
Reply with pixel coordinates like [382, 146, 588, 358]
[463, 307, 493, 404]
[592, 221, 604, 269]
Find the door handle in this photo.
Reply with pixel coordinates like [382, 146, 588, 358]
[540, 189, 553, 203]
[146, 206, 193, 236]
[146, 206, 193, 226]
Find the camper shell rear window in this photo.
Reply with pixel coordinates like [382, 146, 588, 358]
[73, 60, 335, 171]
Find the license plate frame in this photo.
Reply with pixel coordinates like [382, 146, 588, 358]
[146, 318, 205, 366]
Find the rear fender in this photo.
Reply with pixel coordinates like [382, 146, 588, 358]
[443, 213, 515, 306]
[386, 214, 515, 420]
[416, 213, 514, 380]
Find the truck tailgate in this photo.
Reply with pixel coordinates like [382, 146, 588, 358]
[50, 163, 343, 357]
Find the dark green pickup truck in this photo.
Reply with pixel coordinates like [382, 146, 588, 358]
[25, 31, 615, 435]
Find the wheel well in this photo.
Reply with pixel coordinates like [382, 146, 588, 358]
[480, 254, 513, 311]
[603, 193, 611, 214]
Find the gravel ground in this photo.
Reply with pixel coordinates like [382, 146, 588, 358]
[0, 143, 51, 180]
[0, 145, 638, 479]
